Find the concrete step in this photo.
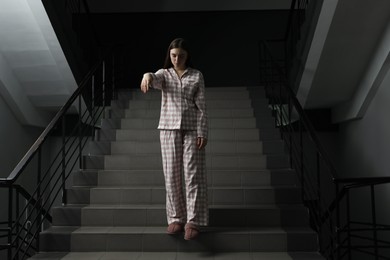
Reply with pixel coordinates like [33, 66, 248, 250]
[39, 226, 318, 252]
[72, 169, 99, 187]
[66, 185, 301, 205]
[73, 169, 298, 188]
[85, 139, 285, 156]
[120, 108, 258, 119]
[108, 104, 272, 120]
[122, 99, 258, 110]
[111, 86, 267, 108]
[52, 204, 309, 228]
[124, 88, 254, 101]
[83, 186, 301, 205]
[28, 251, 326, 260]
[95, 128, 281, 142]
[82, 153, 290, 171]
[100, 117, 275, 130]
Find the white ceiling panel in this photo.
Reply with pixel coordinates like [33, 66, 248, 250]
[0, 31, 47, 52]
[21, 80, 69, 95]
[13, 65, 62, 82]
[2, 50, 55, 68]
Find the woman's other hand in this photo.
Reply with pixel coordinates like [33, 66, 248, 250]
[197, 137, 207, 150]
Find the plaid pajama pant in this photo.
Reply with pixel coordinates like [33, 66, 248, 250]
[160, 130, 208, 226]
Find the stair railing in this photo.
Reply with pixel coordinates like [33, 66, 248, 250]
[331, 177, 390, 259]
[259, 40, 390, 259]
[260, 39, 338, 258]
[284, 0, 310, 76]
[0, 49, 116, 260]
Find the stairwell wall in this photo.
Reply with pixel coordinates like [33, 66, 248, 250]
[0, 94, 43, 260]
[337, 65, 390, 258]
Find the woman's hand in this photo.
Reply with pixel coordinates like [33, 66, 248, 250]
[197, 137, 207, 150]
[140, 73, 153, 93]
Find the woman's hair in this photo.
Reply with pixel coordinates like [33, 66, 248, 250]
[163, 38, 193, 69]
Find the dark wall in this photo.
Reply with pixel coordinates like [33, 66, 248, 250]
[82, 10, 289, 88]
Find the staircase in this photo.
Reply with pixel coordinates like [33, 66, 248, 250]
[30, 86, 324, 259]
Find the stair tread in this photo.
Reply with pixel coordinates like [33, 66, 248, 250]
[101, 154, 272, 157]
[81, 204, 306, 209]
[78, 169, 295, 173]
[43, 226, 317, 234]
[84, 185, 299, 190]
[98, 140, 268, 143]
[28, 251, 325, 260]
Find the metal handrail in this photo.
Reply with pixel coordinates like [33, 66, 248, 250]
[332, 178, 390, 259]
[0, 1, 115, 258]
[0, 49, 116, 259]
[260, 40, 338, 180]
[260, 38, 390, 259]
[1, 60, 103, 184]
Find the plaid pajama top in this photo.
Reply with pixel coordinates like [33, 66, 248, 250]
[150, 67, 208, 139]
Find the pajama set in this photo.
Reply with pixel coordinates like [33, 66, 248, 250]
[149, 67, 209, 227]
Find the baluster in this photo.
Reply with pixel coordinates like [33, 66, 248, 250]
[347, 189, 351, 260]
[61, 116, 67, 205]
[8, 186, 13, 260]
[371, 185, 378, 260]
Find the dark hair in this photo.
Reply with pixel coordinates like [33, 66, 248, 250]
[163, 38, 193, 69]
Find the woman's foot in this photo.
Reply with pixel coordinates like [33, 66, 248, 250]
[166, 222, 184, 235]
[184, 223, 200, 240]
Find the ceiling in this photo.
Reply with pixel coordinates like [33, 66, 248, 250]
[297, 0, 390, 122]
[0, 0, 78, 126]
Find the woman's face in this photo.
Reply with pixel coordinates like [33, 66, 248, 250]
[170, 48, 188, 70]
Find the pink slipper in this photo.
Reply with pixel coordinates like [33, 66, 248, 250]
[166, 222, 184, 235]
[184, 223, 200, 240]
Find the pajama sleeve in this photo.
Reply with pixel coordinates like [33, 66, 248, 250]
[149, 69, 165, 90]
[194, 72, 208, 139]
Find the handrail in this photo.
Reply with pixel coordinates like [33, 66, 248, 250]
[1, 59, 103, 184]
[260, 40, 338, 181]
[326, 177, 390, 215]
[0, 1, 114, 258]
[332, 178, 390, 259]
[0, 47, 116, 259]
[0, 184, 52, 222]
[334, 176, 390, 185]
[284, 0, 298, 40]
[260, 21, 390, 258]
[260, 38, 339, 258]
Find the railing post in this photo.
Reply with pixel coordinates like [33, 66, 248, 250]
[102, 60, 106, 108]
[336, 183, 340, 259]
[278, 81, 283, 131]
[316, 152, 321, 223]
[36, 147, 42, 251]
[299, 120, 304, 201]
[91, 75, 95, 137]
[346, 189, 351, 260]
[15, 191, 19, 260]
[61, 116, 67, 205]
[7, 186, 13, 260]
[79, 93, 83, 169]
[371, 185, 378, 260]
[289, 98, 293, 168]
[112, 52, 116, 100]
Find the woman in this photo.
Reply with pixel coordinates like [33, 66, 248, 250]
[140, 38, 208, 240]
